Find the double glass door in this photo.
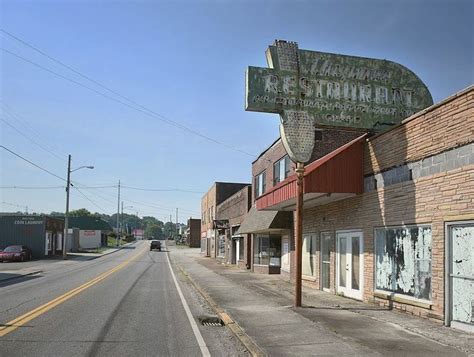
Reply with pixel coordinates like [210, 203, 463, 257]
[337, 231, 363, 300]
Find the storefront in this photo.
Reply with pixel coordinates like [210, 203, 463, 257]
[255, 86, 474, 327]
[239, 206, 292, 274]
[0, 215, 64, 258]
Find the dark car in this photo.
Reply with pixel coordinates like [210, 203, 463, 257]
[0, 245, 33, 262]
[150, 240, 161, 251]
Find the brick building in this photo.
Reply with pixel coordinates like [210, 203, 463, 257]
[186, 218, 201, 248]
[201, 182, 249, 257]
[214, 185, 252, 268]
[239, 128, 361, 274]
[255, 86, 474, 331]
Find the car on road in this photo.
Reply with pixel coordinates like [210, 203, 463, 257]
[0, 245, 33, 262]
[150, 240, 161, 251]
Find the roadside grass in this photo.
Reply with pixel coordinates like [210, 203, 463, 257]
[107, 237, 126, 247]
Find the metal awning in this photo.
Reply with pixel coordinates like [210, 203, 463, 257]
[237, 206, 292, 234]
[256, 134, 367, 211]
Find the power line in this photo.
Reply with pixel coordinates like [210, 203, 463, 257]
[0, 116, 65, 161]
[120, 185, 204, 193]
[0, 101, 67, 159]
[1, 201, 27, 209]
[1, 145, 66, 182]
[1, 31, 257, 157]
[0, 186, 64, 190]
[72, 187, 110, 214]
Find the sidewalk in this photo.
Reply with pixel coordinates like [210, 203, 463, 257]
[169, 247, 473, 356]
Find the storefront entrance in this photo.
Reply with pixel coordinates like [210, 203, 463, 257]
[445, 221, 474, 332]
[336, 231, 363, 300]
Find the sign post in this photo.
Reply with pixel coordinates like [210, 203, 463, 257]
[245, 40, 433, 308]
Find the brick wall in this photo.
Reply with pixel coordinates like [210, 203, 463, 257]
[300, 86, 474, 320]
[252, 129, 362, 203]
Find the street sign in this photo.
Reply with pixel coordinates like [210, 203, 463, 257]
[246, 40, 433, 163]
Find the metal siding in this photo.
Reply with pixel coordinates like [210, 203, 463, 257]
[0, 216, 46, 258]
[257, 138, 364, 210]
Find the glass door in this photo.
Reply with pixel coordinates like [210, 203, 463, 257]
[449, 223, 474, 332]
[336, 231, 363, 300]
[321, 232, 332, 291]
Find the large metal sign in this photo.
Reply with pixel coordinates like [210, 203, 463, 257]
[246, 40, 433, 163]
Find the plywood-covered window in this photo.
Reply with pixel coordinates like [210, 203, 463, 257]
[375, 226, 432, 301]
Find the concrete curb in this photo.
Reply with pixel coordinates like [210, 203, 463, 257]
[67, 241, 136, 260]
[0, 269, 43, 283]
[171, 255, 267, 357]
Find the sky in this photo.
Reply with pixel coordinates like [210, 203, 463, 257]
[1, 0, 473, 223]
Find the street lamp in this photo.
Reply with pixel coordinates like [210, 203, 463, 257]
[63, 154, 94, 259]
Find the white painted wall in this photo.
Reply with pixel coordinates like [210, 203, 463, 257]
[79, 230, 101, 249]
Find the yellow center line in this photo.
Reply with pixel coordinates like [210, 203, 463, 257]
[0, 245, 148, 337]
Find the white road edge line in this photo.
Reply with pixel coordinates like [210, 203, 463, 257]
[165, 246, 211, 357]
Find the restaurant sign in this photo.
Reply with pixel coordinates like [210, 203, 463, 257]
[245, 40, 433, 162]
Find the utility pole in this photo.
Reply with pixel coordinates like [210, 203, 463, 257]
[121, 201, 124, 236]
[63, 154, 72, 259]
[169, 214, 172, 240]
[62, 156, 94, 259]
[116, 180, 120, 247]
[176, 208, 179, 241]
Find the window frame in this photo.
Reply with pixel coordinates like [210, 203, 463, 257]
[254, 170, 266, 198]
[373, 224, 433, 303]
[273, 155, 291, 186]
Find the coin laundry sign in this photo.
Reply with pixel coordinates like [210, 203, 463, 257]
[245, 40, 433, 162]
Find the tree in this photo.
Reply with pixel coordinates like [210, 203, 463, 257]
[69, 208, 92, 217]
[144, 224, 163, 240]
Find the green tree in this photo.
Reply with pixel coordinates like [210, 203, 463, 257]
[69, 208, 92, 217]
[144, 223, 163, 240]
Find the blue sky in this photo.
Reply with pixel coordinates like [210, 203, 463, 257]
[1, 0, 473, 222]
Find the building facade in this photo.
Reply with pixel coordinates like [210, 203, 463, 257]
[0, 215, 65, 258]
[240, 128, 362, 274]
[255, 86, 474, 330]
[186, 218, 201, 248]
[201, 182, 249, 257]
[214, 185, 252, 269]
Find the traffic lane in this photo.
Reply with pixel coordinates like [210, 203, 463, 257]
[0, 245, 202, 356]
[0, 241, 145, 326]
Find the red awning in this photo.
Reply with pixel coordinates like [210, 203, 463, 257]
[256, 134, 367, 211]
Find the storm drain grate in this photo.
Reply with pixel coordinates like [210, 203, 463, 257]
[198, 316, 224, 327]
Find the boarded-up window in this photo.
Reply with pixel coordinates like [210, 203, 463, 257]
[375, 226, 432, 301]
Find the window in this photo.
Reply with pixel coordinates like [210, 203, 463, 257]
[273, 155, 291, 185]
[254, 234, 281, 266]
[238, 237, 244, 261]
[254, 171, 266, 198]
[302, 233, 317, 277]
[375, 226, 432, 301]
[321, 232, 332, 290]
[218, 234, 225, 257]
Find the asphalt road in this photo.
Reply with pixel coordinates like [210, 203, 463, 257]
[0, 241, 246, 356]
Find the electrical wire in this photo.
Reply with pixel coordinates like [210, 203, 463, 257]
[1, 41, 257, 158]
[0, 116, 65, 161]
[120, 185, 204, 193]
[1, 145, 66, 182]
[0, 186, 65, 189]
[0, 101, 67, 159]
[72, 187, 111, 214]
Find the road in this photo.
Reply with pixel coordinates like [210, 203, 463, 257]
[0, 241, 246, 356]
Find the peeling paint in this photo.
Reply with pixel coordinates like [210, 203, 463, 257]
[376, 227, 432, 300]
[452, 226, 474, 325]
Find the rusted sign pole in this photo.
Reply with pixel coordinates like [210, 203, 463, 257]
[295, 162, 304, 307]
